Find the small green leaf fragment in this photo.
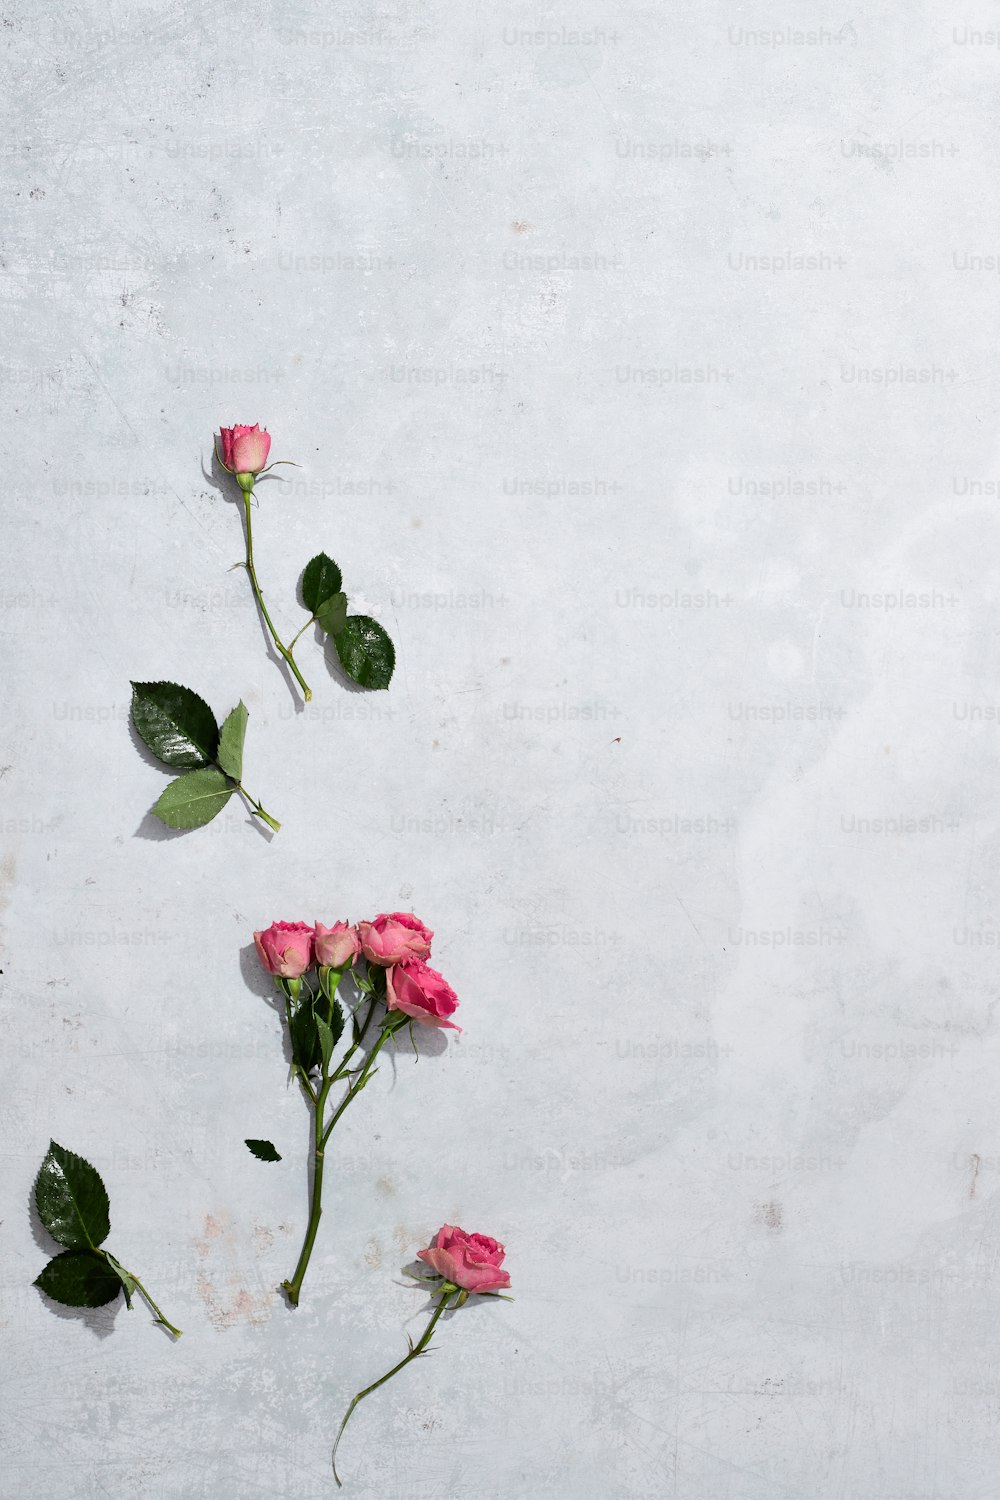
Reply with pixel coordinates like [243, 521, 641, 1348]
[34, 1140, 111, 1251]
[245, 1139, 282, 1163]
[216, 701, 249, 781]
[151, 768, 234, 830]
[314, 592, 348, 637]
[302, 553, 343, 613]
[130, 682, 220, 767]
[35, 1250, 122, 1309]
[333, 617, 395, 690]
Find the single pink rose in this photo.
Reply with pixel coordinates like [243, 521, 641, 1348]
[314, 920, 361, 969]
[253, 920, 314, 978]
[358, 912, 433, 966]
[219, 423, 271, 474]
[386, 958, 459, 1031]
[417, 1225, 510, 1293]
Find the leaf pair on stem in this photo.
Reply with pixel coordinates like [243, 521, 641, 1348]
[130, 681, 280, 832]
[33, 1141, 181, 1337]
[295, 551, 395, 692]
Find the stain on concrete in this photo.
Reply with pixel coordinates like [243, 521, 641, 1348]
[753, 1201, 784, 1232]
[194, 1212, 274, 1329]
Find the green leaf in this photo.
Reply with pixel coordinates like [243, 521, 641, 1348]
[104, 1251, 137, 1309]
[333, 616, 395, 690]
[327, 998, 346, 1049]
[35, 1250, 122, 1309]
[316, 1015, 335, 1072]
[151, 767, 234, 830]
[216, 701, 248, 781]
[314, 592, 348, 637]
[35, 1140, 110, 1250]
[245, 1138, 282, 1162]
[130, 682, 220, 768]
[302, 553, 343, 613]
[290, 1004, 319, 1073]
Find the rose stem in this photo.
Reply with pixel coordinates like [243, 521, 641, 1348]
[238, 485, 312, 701]
[127, 1272, 183, 1338]
[282, 1016, 405, 1305]
[332, 1291, 452, 1485]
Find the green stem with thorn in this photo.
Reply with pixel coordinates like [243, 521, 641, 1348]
[238, 482, 312, 702]
[129, 1273, 183, 1338]
[321, 1018, 402, 1146]
[105, 1254, 182, 1338]
[231, 778, 281, 832]
[281, 1009, 406, 1306]
[332, 1290, 453, 1486]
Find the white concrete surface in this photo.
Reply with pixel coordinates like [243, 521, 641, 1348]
[2, 2, 1000, 1496]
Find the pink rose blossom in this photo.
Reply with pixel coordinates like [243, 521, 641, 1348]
[358, 912, 433, 966]
[417, 1225, 510, 1293]
[386, 958, 459, 1031]
[253, 920, 314, 978]
[219, 423, 271, 474]
[314, 920, 361, 969]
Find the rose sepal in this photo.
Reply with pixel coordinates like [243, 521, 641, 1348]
[317, 965, 345, 1001]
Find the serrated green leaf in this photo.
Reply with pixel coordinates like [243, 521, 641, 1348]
[245, 1139, 282, 1162]
[290, 1004, 319, 1073]
[104, 1251, 137, 1309]
[216, 701, 248, 781]
[316, 1015, 335, 1072]
[327, 998, 346, 1049]
[333, 616, 395, 690]
[35, 1249, 122, 1309]
[315, 592, 348, 637]
[35, 1140, 110, 1250]
[151, 767, 233, 830]
[130, 682, 220, 768]
[302, 553, 343, 613]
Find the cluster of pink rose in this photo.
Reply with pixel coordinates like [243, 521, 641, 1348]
[252, 906, 508, 1479]
[253, 911, 460, 1031]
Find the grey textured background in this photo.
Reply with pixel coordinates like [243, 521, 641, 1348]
[3, 2, 1000, 1497]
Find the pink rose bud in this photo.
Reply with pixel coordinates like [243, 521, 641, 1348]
[358, 912, 433, 966]
[219, 423, 271, 475]
[314, 921, 361, 969]
[386, 958, 460, 1031]
[253, 920, 314, 978]
[417, 1225, 510, 1293]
